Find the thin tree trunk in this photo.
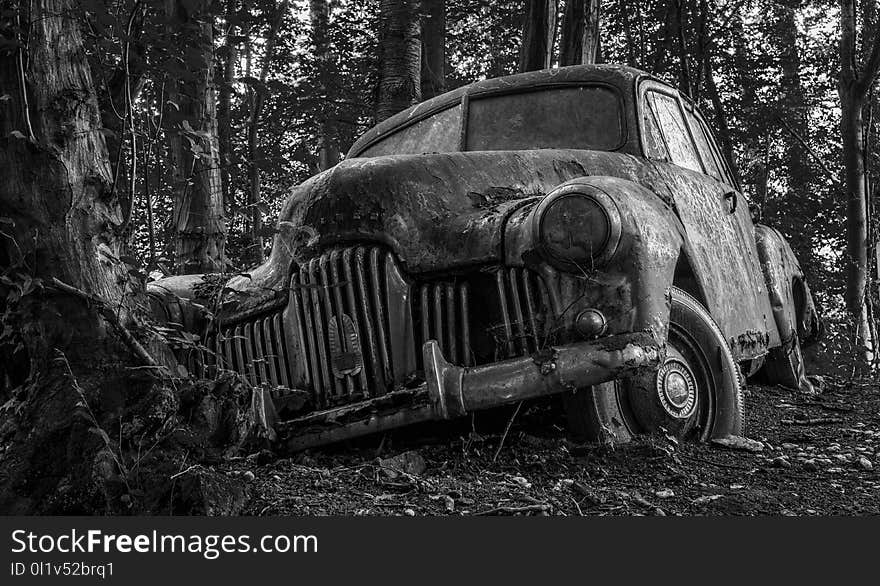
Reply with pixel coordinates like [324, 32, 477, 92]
[702, 52, 740, 183]
[311, 0, 340, 170]
[245, 1, 284, 264]
[218, 0, 238, 210]
[165, 0, 227, 274]
[559, 0, 599, 66]
[839, 0, 880, 363]
[420, 0, 446, 99]
[376, 0, 421, 122]
[673, 0, 692, 96]
[519, 0, 558, 72]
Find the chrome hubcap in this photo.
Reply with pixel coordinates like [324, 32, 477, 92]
[656, 359, 697, 419]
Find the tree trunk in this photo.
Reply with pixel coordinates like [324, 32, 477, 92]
[165, 0, 227, 274]
[0, 0, 163, 513]
[420, 0, 446, 99]
[311, 0, 340, 170]
[841, 86, 871, 352]
[218, 0, 238, 211]
[559, 0, 599, 66]
[244, 2, 284, 265]
[376, 0, 421, 122]
[839, 0, 880, 363]
[772, 0, 815, 281]
[519, 0, 557, 72]
[702, 53, 740, 183]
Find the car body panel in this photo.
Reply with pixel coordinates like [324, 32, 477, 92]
[147, 64, 821, 449]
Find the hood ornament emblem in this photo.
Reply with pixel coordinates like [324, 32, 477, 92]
[328, 314, 363, 379]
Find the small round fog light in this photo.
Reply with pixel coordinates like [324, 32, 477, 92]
[575, 309, 606, 339]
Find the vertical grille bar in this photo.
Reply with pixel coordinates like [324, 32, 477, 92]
[273, 313, 292, 388]
[445, 283, 457, 363]
[242, 323, 256, 384]
[495, 270, 515, 356]
[342, 248, 370, 395]
[307, 258, 333, 406]
[318, 256, 345, 401]
[297, 265, 322, 393]
[251, 320, 269, 384]
[521, 269, 542, 349]
[508, 269, 528, 354]
[262, 317, 279, 386]
[369, 249, 392, 382]
[420, 284, 430, 347]
[354, 247, 385, 393]
[433, 284, 444, 355]
[460, 282, 471, 366]
[328, 250, 356, 400]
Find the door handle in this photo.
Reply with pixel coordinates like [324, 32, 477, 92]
[723, 191, 738, 214]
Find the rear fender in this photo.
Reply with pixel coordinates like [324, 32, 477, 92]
[754, 225, 822, 348]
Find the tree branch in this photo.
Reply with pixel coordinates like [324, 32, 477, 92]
[776, 116, 841, 187]
[49, 277, 160, 369]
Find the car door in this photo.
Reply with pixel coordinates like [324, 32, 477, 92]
[639, 82, 778, 358]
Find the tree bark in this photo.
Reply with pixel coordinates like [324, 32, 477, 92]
[376, 0, 421, 122]
[244, 1, 285, 265]
[559, 0, 599, 66]
[519, 0, 558, 72]
[165, 0, 227, 274]
[310, 0, 340, 170]
[0, 0, 164, 512]
[839, 0, 880, 361]
[218, 0, 238, 211]
[771, 0, 815, 280]
[420, 0, 446, 99]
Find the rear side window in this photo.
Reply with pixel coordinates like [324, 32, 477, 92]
[465, 86, 624, 152]
[644, 90, 702, 173]
[360, 105, 462, 157]
[684, 107, 722, 180]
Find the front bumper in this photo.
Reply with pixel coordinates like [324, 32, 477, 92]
[266, 331, 663, 451]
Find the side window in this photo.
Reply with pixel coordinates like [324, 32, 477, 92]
[696, 110, 736, 186]
[644, 90, 702, 173]
[684, 106, 722, 181]
[642, 99, 669, 160]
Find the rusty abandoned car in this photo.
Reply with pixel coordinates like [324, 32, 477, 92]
[149, 64, 823, 451]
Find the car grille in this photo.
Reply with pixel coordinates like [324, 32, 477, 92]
[207, 246, 555, 411]
[492, 266, 554, 358]
[208, 309, 294, 388]
[287, 246, 416, 407]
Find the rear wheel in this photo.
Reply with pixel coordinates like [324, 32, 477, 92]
[565, 286, 744, 443]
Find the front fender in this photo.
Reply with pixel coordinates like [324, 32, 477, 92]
[503, 176, 684, 342]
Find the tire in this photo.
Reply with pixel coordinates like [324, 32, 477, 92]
[565, 286, 744, 443]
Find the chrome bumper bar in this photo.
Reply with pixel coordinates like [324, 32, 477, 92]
[273, 331, 663, 452]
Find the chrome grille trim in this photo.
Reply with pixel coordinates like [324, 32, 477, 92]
[289, 246, 414, 407]
[493, 266, 552, 358]
[208, 309, 293, 388]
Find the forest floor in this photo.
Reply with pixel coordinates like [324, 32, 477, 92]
[222, 375, 880, 516]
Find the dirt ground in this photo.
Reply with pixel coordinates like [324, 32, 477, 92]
[227, 375, 880, 516]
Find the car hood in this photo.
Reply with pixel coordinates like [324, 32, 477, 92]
[233, 149, 660, 292]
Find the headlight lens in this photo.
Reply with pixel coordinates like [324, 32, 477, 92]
[536, 190, 620, 268]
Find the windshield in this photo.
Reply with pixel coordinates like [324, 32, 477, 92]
[358, 84, 625, 157]
[466, 85, 624, 151]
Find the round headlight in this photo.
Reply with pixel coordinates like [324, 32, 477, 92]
[535, 187, 621, 269]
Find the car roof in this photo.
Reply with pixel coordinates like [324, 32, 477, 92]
[348, 64, 662, 157]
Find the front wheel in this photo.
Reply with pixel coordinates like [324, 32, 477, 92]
[565, 287, 744, 443]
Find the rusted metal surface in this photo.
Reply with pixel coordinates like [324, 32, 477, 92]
[755, 224, 822, 348]
[147, 64, 821, 451]
[279, 333, 662, 451]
